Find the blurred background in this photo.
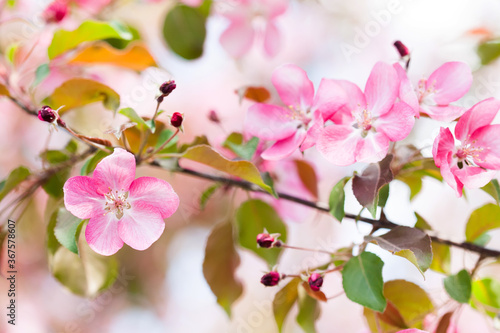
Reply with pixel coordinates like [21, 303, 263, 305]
[0, 0, 500, 332]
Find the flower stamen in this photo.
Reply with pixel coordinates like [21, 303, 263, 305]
[104, 188, 131, 219]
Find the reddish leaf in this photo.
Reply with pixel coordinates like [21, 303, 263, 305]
[236, 86, 271, 103]
[301, 281, 327, 302]
[435, 311, 453, 333]
[352, 155, 394, 208]
[376, 301, 408, 329]
[295, 160, 318, 199]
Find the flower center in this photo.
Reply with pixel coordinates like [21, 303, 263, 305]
[353, 109, 373, 135]
[104, 188, 131, 219]
[417, 79, 437, 105]
[287, 105, 312, 127]
[455, 141, 484, 167]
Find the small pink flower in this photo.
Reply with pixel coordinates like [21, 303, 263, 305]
[245, 64, 347, 160]
[219, 0, 288, 58]
[432, 97, 500, 196]
[317, 62, 415, 166]
[63, 148, 180, 255]
[397, 62, 472, 122]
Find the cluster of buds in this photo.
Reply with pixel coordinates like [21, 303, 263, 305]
[37, 105, 66, 128]
[256, 231, 282, 248]
[157, 80, 176, 103]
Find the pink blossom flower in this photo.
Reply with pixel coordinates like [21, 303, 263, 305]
[396, 62, 472, 122]
[245, 64, 346, 160]
[432, 97, 500, 196]
[396, 330, 429, 333]
[63, 148, 179, 255]
[219, 0, 288, 58]
[316, 62, 415, 166]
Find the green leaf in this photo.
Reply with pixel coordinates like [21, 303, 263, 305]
[262, 172, 278, 198]
[47, 214, 119, 297]
[465, 203, 500, 242]
[40, 150, 70, 164]
[444, 269, 472, 303]
[296, 284, 320, 333]
[365, 226, 432, 277]
[0, 166, 30, 202]
[33, 63, 50, 86]
[202, 220, 243, 316]
[104, 24, 141, 50]
[48, 20, 133, 59]
[178, 135, 209, 153]
[378, 184, 390, 207]
[42, 168, 70, 198]
[162, 5, 207, 60]
[429, 241, 451, 275]
[295, 160, 319, 199]
[81, 150, 110, 175]
[118, 107, 150, 129]
[472, 232, 491, 246]
[65, 140, 78, 154]
[235, 199, 287, 267]
[414, 213, 432, 231]
[471, 278, 500, 318]
[200, 183, 220, 210]
[352, 155, 394, 214]
[222, 132, 259, 161]
[175, 145, 273, 194]
[397, 175, 423, 200]
[478, 39, 500, 65]
[273, 278, 301, 333]
[155, 129, 179, 153]
[342, 252, 386, 312]
[43, 78, 120, 113]
[363, 280, 434, 332]
[481, 179, 500, 205]
[54, 208, 84, 254]
[329, 177, 350, 222]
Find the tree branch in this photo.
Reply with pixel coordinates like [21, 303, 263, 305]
[168, 165, 500, 259]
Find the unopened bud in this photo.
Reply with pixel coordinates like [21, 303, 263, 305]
[393, 40, 410, 58]
[260, 271, 281, 287]
[308, 273, 323, 291]
[170, 112, 183, 128]
[159, 80, 176, 96]
[38, 106, 57, 123]
[257, 233, 274, 248]
[43, 1, 68, 23]
[208, 110, 220, 124]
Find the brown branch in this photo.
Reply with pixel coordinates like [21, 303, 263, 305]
[165, 164, 500, 259]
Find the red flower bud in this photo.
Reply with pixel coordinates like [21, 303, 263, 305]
[260, 271, 281, 287]
[43, 1, 69, 23]
[38, 106, 57, 123]
[308, 273, 323, 291]
[208, 110, 220, 124]
[170, 112, 183, 128]
[393, 40, 410, 58]
[160, 80, 176, 96]
[257, 233, 275, 248]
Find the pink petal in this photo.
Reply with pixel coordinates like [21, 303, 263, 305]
[393, 63, 419, 117]
[432, 127, 456, 168]
[220, 20, 255, 58]
[329, 80, 365, 124]
[312, 78, 347, 120]
[265, 0, 288, 18]
[301, 110, 323, 151]
[118, 202, 165, 251]
[245, 104, 299, 141]
[93, 148, 136, 192]
[471, 125, 500, 170]
[420, 104, 465, 122]
[129, 177, 180, 219]
[271, 64, 314, 110]
[261, 129, 307, 160]
[396, 330, 429, 333]
[376, 102, 415, 141]
[364, 62, 399, 116]
[63, 176, 105, 219]
[455, 97, 500, 141]
[317, 125, 360, 166]
[263, 22, 280, 57]
[443, 158, 464, 197]
[85, 214, 124, 256]
[427, 62, 472, 105]
[355, 132, 390, 164]
[454, 167, 496, 189]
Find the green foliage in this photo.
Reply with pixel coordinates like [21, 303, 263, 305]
[222, 132, 259, 161]
[365, 226, 432, 277]
[0, 166, 30, 202]
[471, 278, 500, 317]
[342, 252, 386, 312]
[43, 78, 120, 113]
[465, 203, 500, 242]
[54, 208, 84, 254]
[444, 269, 472, 304]
[296, 284, 320, 333]
[199, 183, 220, 210]
[481, 179, 500, 204]
[235, 199, 287, 267]
[202, 220, 243, 316]
[81, 150, 110, 175]
[119, 107, 151, 130]
[48, 20, 133, 59]
[329, 177, 350, 222]
[34, 64, 50, 86]
[162, 4, 208, 60]
[273, 278, 301, 332]
[478, 39, 500, 65]
[429, 241, 451, 275]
